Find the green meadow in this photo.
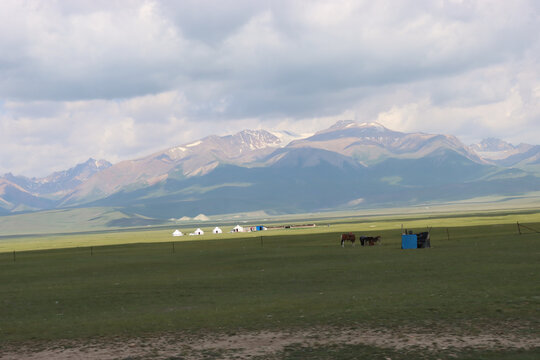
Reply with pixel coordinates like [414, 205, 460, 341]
[1, 207, 540, 252]
[0, 209, 539, 358]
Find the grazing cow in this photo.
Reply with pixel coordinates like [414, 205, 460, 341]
[341, 233, 356, 247]
[360, 235, 381, 246]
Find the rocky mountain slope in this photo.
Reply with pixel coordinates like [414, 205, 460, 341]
[0, 158, 111, 212]
[287, 120, 484, 164]
[60, 130, 284, 205]
[470, 138, 539, 167]
[1, 122, 539, 218]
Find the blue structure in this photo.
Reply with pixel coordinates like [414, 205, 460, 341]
[256, 226, 265, 231]
[401, 231, 431, 249]
[401, 234, 417, 249]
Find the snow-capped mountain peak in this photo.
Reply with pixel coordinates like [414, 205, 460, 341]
[471, 138, 515, 152]
[0, 158, 111, 197]
[268, 129, 311, 147]
[470, 138, 521, 160]
[3, 121, 540, 215]
[469, 138, 537, 163]
[235, 129, 281, 149]
[327, 120, 388, 132]
[39, 158, 112, 185]
[358, 122, 387, 132]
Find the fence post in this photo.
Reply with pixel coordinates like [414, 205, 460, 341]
[172, 242, 175, 253]
[446, 228, 450, 241]
[91, 246, 93, 256]
[260, 236, 263, 247]
[13, 250, 16, 262]
[517, 222, 521, 235]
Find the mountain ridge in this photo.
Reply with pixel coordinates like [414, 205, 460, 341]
[1, 121, 539, 217]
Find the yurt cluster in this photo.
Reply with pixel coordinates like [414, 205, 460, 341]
[172, 224, 267, 237]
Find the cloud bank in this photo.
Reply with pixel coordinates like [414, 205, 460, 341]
[0, 0, 539, 176]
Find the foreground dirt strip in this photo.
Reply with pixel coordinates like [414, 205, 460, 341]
[2, 327, 539, 359]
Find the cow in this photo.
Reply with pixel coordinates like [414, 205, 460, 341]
[341, 233, 356, 247]
[360, 235, 381, 246]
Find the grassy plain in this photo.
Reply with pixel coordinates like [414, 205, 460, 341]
[1, 207, 540, 252]
[0, 210, 539, 358]
[2, 191, 540, 237]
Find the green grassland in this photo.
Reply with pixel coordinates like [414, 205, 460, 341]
[0, 207, 136, 236]
[1, 191, 540, 238]
[0, 210, 539, 358]
[1, 207, 540, 252]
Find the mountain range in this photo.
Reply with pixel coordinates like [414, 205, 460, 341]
[1, 121, 539, 220]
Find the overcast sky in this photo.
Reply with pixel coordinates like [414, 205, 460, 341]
[1, 0, 539, 177]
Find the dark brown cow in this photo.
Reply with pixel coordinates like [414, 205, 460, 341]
[360, 235, 381, 246]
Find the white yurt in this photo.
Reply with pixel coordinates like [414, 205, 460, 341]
[172, 229, 183, 237]
[232, 225, 244, 233]
[213, 227, 222, 234]
[194, 228, 204, 235]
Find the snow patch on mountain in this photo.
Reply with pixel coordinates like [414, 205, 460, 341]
[236, 130, 281, 149]
[471, 138, 515, 152]
[358, 122, 386, 132]
[186, 141, 202, 148]
[470, 138, 534, 161]
[171, 146, 187, 152]
[167, 146, 189, 160]
[269, 130, 312, 146]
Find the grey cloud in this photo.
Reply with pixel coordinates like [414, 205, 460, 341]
[176, 0, 539, 120]
[1, 0, 538, 108]
[0, 1, 193, 101]
[0, 0, 539, 176]
[159, 0, 269, 45]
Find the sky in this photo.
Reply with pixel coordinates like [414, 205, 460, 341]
[1, 0, 539, 177]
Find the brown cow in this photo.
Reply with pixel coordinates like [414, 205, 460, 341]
[341, 233, 356, 247]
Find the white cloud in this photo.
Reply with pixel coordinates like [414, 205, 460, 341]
[0, 91, 191, 176]
[0, 0, 539, 176]
[368, 57, 540, 145]
[0, 0, 198, 100]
